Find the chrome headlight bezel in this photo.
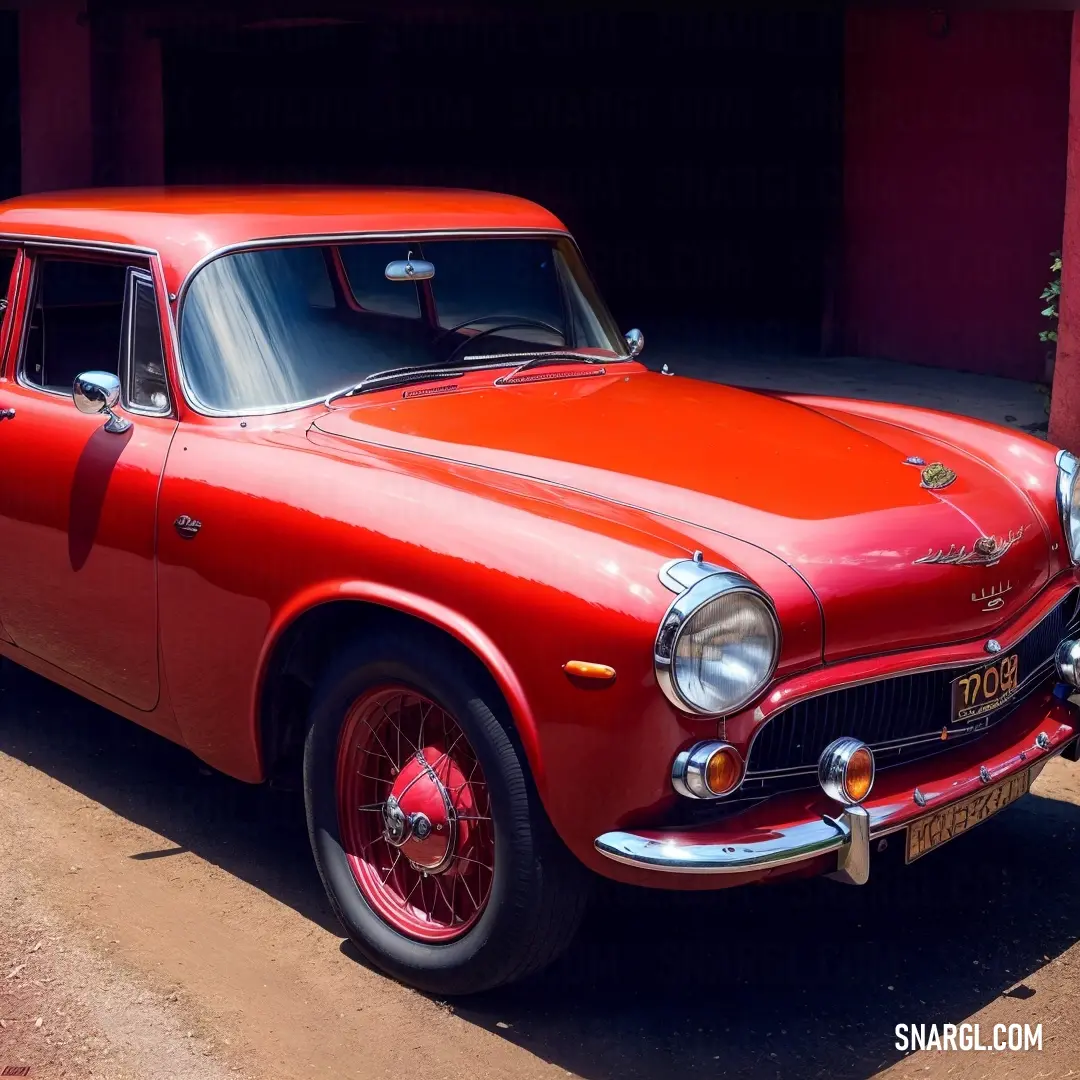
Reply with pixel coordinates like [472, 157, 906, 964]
[654, 563, 781, 717]
[1056, 449, 1080, 564]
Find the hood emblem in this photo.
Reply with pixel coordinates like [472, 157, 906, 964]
[902, 457, 957, 489]
[920, 462, 957, 490]
[914, 526, 1026, 567]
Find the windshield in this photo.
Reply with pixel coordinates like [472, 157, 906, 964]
[180, 236, 625, 413]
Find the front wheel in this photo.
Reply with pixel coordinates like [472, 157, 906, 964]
[303, 629, 589, 995]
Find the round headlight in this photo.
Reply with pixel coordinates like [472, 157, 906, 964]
[1057, 450, 1080, 563]
[655, 572, 780, 716]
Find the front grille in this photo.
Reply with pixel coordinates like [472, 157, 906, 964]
[742, 588, 1080, 792]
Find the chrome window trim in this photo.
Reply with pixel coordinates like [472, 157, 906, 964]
[11, 245, 175, 418]
[0, 233, 157, 258]
[654, 567, 781, 718]
[121, 267, 173, 418]
[0, 246, 25, 371]
[173, 227, 578, 419]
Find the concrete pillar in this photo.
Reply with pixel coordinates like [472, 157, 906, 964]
[1050, 13, 1080, 451]
[19, 0, 93, 192]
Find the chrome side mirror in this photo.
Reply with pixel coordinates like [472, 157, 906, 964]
[625, 328, 644, 357]
[73, 371, 131, 434]
[385, 252, 435, 282]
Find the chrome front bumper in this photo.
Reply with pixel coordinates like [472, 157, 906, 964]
[595, 721, 1077, 883]
[596, 802, 873, 884]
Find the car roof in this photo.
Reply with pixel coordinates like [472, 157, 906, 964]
[0, 186, 569, 293]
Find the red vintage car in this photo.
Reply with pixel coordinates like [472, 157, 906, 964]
[0, 187, 1078, 994]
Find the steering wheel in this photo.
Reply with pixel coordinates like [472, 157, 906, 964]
[437, 316, 565, 366]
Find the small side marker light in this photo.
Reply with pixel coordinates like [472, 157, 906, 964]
[563, 661, 616, 682]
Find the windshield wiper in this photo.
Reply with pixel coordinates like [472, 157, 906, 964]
[483, 351, 625, 384]
[326, 365, 468, 404]
[326, 350, 631, 404]
[463, 349, 629, 367]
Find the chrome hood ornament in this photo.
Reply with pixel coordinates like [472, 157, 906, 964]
[914, 527, 1026, 567]
[902, 457, 957, 490]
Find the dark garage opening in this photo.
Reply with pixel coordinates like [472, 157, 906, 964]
[0, 11, 19, 202]
[163, 7, 844, 359]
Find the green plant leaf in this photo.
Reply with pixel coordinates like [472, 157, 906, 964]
[1052, 257, 1063, 272]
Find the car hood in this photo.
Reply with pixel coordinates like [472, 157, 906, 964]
[312, 370, 1053, 661]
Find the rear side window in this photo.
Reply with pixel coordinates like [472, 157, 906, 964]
[20, 256, 170, 413]
[22, 259, 127, 393]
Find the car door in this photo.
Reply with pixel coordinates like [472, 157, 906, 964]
[0, 248, 178, 710]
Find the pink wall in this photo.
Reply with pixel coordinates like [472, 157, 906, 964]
[18, 0, 164, 193]
[20, 0, 93, 192]
[841, 9, 1072, 381]
[1049, 14, 1080, 452]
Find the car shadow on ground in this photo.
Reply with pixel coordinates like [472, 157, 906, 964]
[1, 661, 1078, 1080]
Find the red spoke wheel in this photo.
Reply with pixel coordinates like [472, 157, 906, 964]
[303, 628, 590, 995]
[336, 687, 494, 941]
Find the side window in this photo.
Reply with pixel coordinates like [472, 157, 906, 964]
[122, 269, 170, 413]
[338, 243, 421, 319]
[22, 258, 127, 394]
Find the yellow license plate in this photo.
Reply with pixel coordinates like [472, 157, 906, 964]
[950, 652, 1021, 726]
[905, 769, 1030, 864]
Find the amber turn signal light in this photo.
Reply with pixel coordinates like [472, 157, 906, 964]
[818, 737, 876, 806]
[671, 741, 745, 800]
[704, 745, 742, 796]
[843, 746, 874, 803]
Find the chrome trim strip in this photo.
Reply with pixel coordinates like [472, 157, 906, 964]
[0, 248, 25, 372]
[595, 731, 1071, 875]
[1056, 449, 1078, 563]
[0, 233, 158, 258]
[172, 228, 575, 419]
[120, 267, 173, 418]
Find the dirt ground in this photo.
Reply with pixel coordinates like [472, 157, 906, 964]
[2, 660, 1079, 1080]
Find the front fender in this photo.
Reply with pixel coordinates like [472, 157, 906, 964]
[252, 579, 545, 786]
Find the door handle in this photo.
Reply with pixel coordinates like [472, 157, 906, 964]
[0, 407, 14, 421]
